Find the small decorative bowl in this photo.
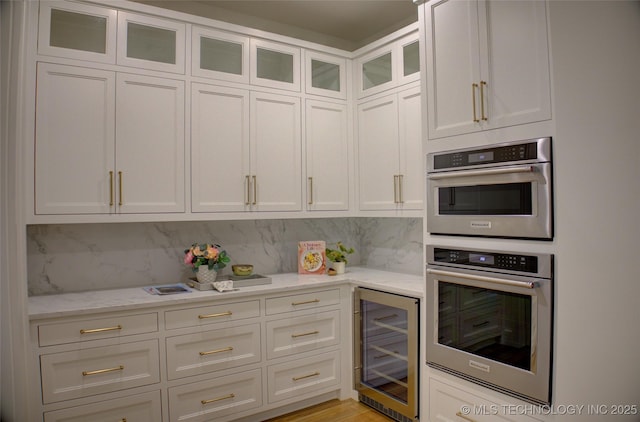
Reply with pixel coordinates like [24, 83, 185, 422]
[232, 264, 253, 276]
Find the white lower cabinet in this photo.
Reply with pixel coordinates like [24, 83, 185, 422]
[43, 390, 162, 422]
[31, 286, 348, 421]
[429, 375, 543, 422]
[267, 350, 341, 403]
[166, 322, 261, 380]
[168, 369, 263, 422]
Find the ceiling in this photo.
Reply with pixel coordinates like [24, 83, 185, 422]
[132, 0, 419, 51]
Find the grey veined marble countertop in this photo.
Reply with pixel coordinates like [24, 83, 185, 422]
[28, 267, 424, 320]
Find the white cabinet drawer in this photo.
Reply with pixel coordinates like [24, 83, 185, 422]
[266, 310, 340, 359]
[169, 368, 262, 422]
[40, 339, 160, 403]
[267, 350, 340, 403]
[43, 390, 161, 422]
[38, 312, 158, 346]
[165, 300, 260, 330]
[166, 323, 261, 380]
[265, 288, 340, 315]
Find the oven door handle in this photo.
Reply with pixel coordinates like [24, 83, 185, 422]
[427, 268, 536, 289]
[427, 165, 534, 180]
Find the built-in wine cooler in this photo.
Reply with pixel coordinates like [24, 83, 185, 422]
[354, 287, 419, 422]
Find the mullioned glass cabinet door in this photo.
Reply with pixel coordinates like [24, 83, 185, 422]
[305, 51, 347, 100]
[250, 39, 301, 92]
[117, 11, 186, 74]
[38, 1, 117, 63]
[192, 27, 250, 84]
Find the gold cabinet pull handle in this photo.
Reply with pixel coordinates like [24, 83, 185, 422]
[118, 171, 123, 206]
[374, 313, 398, 322]
[471, 83, 479, 122]
[398, 174, 404, 203]
[109, 171, 114, 206]
[198, 311, 232, 319]
[456, 411, 477, 422]
[245, 175, 251, 205]
[82, 365, 124, 376]
[252, 175, 257, 205]
[393, 175, 399, 203]
[308, 177, 313, 205]
[80, 324, 122, 334]
[201, 393, 235, 405]
[291, 299, 319, 306]
[199, 346, 233, 356]
[480, 80, 487, 121]
[291, 330, 319, 338]
[292, 371, 320, 381]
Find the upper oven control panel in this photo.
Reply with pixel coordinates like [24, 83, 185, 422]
[427, 137, 552, 172]
[426, 245, 553, 279]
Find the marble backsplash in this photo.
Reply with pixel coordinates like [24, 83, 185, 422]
[26, 217, 423, 295]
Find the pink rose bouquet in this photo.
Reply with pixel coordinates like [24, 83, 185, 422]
[184, 243, 230, 272]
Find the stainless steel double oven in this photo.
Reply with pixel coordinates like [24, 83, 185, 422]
[425, 137, 555, 405]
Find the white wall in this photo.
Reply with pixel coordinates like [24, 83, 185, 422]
[549, 1, 640, 419]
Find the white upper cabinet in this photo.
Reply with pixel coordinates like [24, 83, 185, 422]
[424, 0, 551, 139]
[191, 83, 251, 213]
[305, 51, 348, 100]
[305, 100, 350, 211]
[192, 26, 250, 84]
[38, 1, 117, 63]
[117, 11, 186, 74]
[115, 73, 185, 213]
[191, 85, 301, 213]
[250, 92, 302, 211]
[355, 31, 420, 99]
[34, 63, 185, 216]
[35, 63, 115, 215]
[250, 39, 301, 92]
[357, 85, 423, 211]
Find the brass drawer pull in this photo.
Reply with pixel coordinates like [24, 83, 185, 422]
[201, 393, 235, 405]
[308, 177, 313, 205]
[245, 175, 251, 205]
[199, 346, 233, 356]
[292, 371, 320, 381]
[456, 411, 477, 422]
[198, 311, 232, 319]
[252, 175, 257, 205]
[374, 313, 398, 322]
[291, 330, 319, 338]
[82, 365, 124, 376]
[291, 299, 319, 306]
[80, 324, 122, 334]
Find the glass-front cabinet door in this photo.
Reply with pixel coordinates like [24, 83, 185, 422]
[38, 1, 117, 63]
[399, 35, 420, 85]
[358, 48, 394, 98]
[192, 27, 249, 83]
[250, 39, 300, 92]
[305, 51, 347, 99]
[117, 12, 185, 74]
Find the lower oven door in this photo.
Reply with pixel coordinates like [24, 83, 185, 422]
[426, 265, 553, 404]
[426, 162, 552, 239]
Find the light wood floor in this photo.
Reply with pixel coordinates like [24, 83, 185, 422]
[264, 399, 392, 422]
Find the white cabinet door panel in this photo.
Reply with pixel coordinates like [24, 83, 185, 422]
[251, 92, 302, 211]
[35, 63, 115, 215]
[305, 100, 349, 211]
[357, 95, 400, 210]
[191, 83, 250, 212]
[115, 73, 185, 213]
[397, 86, 424, 210]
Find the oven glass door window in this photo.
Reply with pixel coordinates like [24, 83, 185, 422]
[439, 282, 532, 371]
[438, 182, 533, 215]
[361, 299, 409, 405]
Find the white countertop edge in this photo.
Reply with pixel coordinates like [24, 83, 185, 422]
[28, 267, 424, 320]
